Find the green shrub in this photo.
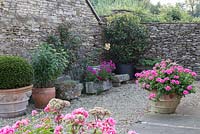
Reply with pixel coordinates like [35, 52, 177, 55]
[32, 43, 68, 88]
[0, 56, 33, 89]
[105, 13, 149, 64]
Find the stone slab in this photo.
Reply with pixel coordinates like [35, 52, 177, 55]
[112, 74, 130, 83]
[141, 113, 200, 128]
[134, 123, 200, 134]
[133, 113, 200, 134]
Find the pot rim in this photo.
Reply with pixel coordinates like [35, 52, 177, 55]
[0, 85, 33, 94]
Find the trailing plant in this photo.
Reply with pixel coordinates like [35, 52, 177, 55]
[31, 43, 68, 88]
[105, 13, 149, 64]
[0, 56, 33, 89]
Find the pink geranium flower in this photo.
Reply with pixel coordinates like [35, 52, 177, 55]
[165, 86, 171, 91]
[183, 90, 189, 95]
[187, 85, 193, 90]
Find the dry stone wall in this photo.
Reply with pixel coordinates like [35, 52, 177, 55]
[0, 0, 103, 59]
[145, 23, 200, 78]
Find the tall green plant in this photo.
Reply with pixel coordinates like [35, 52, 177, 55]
[47, 23, 81, 70]
[32, 43, 68, 88]
[105, 14, 149, 64]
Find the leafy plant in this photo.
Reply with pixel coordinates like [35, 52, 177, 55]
[31, 43, 68, 88]
[105, 13, 149, 64]
[137, 58, 162, 67]
[0, 56, 33, 89]
[136, 59, 197, 101]
[47, 23, 81, 70]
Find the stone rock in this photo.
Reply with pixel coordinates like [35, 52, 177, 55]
[112, 74, 130, 83]
[85, 81, 112, 94]
[56, 75, 71, 83]
[55, 80, 83, 100]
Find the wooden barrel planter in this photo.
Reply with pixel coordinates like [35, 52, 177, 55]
[0, 85, 33, 118]
[150, 94, 181, 114]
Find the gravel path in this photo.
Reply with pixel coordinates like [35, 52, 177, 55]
[0, 83, 148, 133]
[1, 82, 200, 133]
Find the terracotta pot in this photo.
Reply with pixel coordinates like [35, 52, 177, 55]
[150, 92, 181, 114]
[32, 87, 55, 109]
[0, 85, 33, 118]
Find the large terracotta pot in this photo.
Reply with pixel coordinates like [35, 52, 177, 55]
[32, 87, 55, 109]
[150, 93, 181, 114]
[0, 85, 33, 118]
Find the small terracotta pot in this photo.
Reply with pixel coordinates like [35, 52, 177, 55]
[32, 87, 55, 109]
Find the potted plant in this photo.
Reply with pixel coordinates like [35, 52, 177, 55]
[105, 13, 149, 79]
[135, 59, 197, 114]
[135, 58, 162, 72]
[85, 61, 115, 94]
[31, 43, 68, 108]
[0, 56, 33, 118]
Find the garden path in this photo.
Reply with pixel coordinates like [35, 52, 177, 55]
[0, 82, 200, 134]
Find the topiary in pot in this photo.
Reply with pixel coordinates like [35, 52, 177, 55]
[0, 56, 33, 118]
[31, 43, 68, 108]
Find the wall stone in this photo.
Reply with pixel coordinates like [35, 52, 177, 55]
[0, 0, 103, 59]
[145, 23, 200, 78]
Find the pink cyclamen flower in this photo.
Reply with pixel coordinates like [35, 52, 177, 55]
[187, 85, 193, 90]
[148, 93, 156, 100]
[128, 130, 138, 134]
[165, 86, 171, 91]
[31, 110, 38, 116]
[183, 90, 189, 95]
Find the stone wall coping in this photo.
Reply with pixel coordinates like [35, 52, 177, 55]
[142, 22, 200, 24]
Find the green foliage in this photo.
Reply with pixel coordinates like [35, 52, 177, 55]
[138, 58, 162, 67]
[31, 43, 68, 88]
[0, 56, 33, 89]
[105, 14, 149, 64]
[91, 0, 200, 22]
[47, 23, 81, 70]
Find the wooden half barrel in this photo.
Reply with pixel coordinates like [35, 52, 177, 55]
[150, 94, 181, 114]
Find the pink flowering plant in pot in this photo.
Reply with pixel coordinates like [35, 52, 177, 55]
[85, 60, 116, 82]
[135, 59, 197, 113]
[0, 98, 138, 134]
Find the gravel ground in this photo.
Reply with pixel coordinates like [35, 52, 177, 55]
[1, 82, 199, 133]
[0, 83, 148, 133]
